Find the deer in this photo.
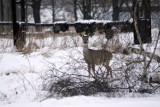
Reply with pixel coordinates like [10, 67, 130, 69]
[81, 34, 113, 79]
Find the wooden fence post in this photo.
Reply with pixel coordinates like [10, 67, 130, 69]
[20, 0, 26, 47]
[12, 0, 19, 46]
[11, 0, 26, 51]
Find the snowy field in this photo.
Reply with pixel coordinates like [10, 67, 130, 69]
[1, 95, 160, 107]
[0, 29, 160, 107]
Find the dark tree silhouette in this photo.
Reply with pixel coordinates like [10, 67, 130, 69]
[82, 0, 92, 19]
[32, 0, 42, 23]
[0, 0, 4, 21]
[74, 0, 78, 21]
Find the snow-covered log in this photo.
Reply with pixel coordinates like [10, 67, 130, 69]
[123, 47, 160, 63]
[148, 72, 160, 84]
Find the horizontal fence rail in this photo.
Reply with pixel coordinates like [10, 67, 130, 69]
[0, 20, 133, 35]
[0, 21, 132, 27]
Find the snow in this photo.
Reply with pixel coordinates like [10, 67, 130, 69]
[75, 20, 112, 24]
[0, 35, 160, 107]
[0, 52, 46, 73]
[28, 7, 75, 23]
[54, 21, 67, 24]
[1, 96, 160, 107]
[1, 17, 160, 107]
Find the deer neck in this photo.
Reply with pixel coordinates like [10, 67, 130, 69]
[83, 43, 89, 54]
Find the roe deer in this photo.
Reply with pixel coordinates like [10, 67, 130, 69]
[81, 34, 113, 78]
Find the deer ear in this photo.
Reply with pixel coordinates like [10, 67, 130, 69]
[79, 33, 87, 37]
[79, 33, 83, 37]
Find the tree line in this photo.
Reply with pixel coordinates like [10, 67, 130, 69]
[0, 0, 160, 23]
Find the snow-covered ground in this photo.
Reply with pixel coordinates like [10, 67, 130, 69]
[1, 95, 160, 107]
[0, 29, 160, 107]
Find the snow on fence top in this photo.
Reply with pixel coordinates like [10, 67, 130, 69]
[54, 21, 67, 24]
[0, 20, 130, 26]
[75, 20, 112, 24]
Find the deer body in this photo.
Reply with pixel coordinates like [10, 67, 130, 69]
[82, 35, 113, 78]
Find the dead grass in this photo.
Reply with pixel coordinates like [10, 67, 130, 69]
[0, 25, 127, 55]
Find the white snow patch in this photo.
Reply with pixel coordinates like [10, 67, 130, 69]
[1, 96, 160, 107]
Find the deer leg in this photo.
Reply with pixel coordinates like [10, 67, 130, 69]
[91, 64, 96, 78]
[107, 66, 112, 78]
[88, 63, 91, 77]
[104, 62, 112, 78]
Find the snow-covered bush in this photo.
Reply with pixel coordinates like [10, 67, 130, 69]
[41, 63, 114, 98]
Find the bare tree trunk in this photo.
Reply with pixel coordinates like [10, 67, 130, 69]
[82, 0, 92, 19]
[32, 0, 42, 32]
[133, 0, 149, 81]
[21, 0, 25, 22]
[11, 0, 26, 51]
[12, 0, 18, 46]
[0, 0, 4, 21]
[20, 0, 26, 48]
[142, 0, 151, 19]
[32, 0, 42, 23]
[74, 0, 78, 21]
[2, 0, 11, 21]
[52, 0, 55, 22]
[112, 0, 119, 21]
[134, 1, 147, 78]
